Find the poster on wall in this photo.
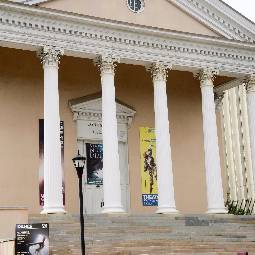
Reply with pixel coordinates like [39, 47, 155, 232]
[86, 143, 103, 185]
[140, 127, 158, 206]
[16, 223, 49, 255]
[39, 119, 65, 206]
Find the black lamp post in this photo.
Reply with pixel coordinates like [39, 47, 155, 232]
[72, 150, 86, 255]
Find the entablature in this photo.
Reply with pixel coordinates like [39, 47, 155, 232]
[0, 1, 254, 77]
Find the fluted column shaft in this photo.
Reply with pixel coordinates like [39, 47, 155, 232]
[39, 46, 65, 214]
[95, 55, 124, 213]
[148, 63, 178, 214]
[198, 69, 227, 214]
[246, 74, 255, 194]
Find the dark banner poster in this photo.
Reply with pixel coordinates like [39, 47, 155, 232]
[86, 143, 103, 185]
[16, 223, 49, 255]
[39, 119, 65, 206]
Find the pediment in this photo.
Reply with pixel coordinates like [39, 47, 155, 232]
[38, 0, 219, 37]
[21, 0, 255, 42]
[69, 93, 136, 122]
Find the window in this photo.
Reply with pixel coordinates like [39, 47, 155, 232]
[127, 0, 145, 13]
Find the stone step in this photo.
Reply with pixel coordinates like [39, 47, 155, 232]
[29, 214, 255, 254]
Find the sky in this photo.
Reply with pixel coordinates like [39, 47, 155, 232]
[223, 0, 255, 22]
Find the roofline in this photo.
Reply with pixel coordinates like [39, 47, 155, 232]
[23, 0, 49, 5]
[170, 0, 255, 42]
[13, 0, 255, 42]
[218, 0, 255, 27]
[2, 0, 254, 49]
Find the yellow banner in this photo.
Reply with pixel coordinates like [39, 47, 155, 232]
[140, 127, 158, 206]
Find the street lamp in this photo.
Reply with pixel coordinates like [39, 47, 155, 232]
[72, 150, 86, 255]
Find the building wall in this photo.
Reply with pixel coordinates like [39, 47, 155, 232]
[0, 46, 227, 214]
[40, 0, 219, 37]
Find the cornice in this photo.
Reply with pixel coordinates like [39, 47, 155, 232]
[11, 0, 50, 4]
[169, 0, 255, 43]
[12, 0, 255, 43]
[210, 0, 255, 37]
[0, 1, 255, 76]
[24, 0, 49, 4]
[70, 97, 136, 125]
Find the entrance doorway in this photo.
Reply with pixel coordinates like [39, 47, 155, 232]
[78, 140, 129, 214]
[69, 93, 136, 214]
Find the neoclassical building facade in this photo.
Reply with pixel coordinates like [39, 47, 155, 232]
[0, 0, 255, 215]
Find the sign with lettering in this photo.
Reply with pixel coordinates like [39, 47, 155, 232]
[86, 143, 103, 185]
[16, 223, 49, 255]
[140, 127, 158, 206]
[77, 120, 127, 142]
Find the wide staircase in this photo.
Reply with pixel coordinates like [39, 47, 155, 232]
[29, 214, 255, 255]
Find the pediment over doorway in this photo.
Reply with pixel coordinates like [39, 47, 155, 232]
[69, 92, 136, 125]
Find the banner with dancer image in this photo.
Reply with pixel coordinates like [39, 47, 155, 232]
[39, 119, 65, 206]
[86, 143, 103, 185]
[140, 127, 158, 206]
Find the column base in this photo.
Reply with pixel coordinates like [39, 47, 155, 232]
[206, 208, 228, 214]
[102, 206, 125, 214]
[156, 207, 179, 214]
[41, 206, 66, 214]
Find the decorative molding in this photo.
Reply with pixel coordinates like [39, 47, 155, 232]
[170, 0, 255, 43]
[17, 0, 255, 43]
[37, 45, 63, 67]
[147, 62, 172, 83]
[9, 0, 50, 5]
[0, 1, 255, 76]
[245, 74, 255, 93]
[94, 55, 120, 75]
[195, 68, 219, 86]
[69, 97, 136, 125]
[25, 0, 49, 4]
[205, 0, 255, 41]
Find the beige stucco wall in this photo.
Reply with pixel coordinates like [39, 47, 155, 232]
[0, 207, 28, 239]
[40, 0, 219, 37]
[0, 47, 230, 214]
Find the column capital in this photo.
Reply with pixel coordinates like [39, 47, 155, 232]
[38, 45, 64, 67]
[94, 55, 120, 75]
[195, 68, 219, 87]
[245, 74, 255, 93]
[147, 62, 172, 83]
[214, 91, 225, 111]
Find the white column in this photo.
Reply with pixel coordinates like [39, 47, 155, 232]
[240, 84, 254, 199]
[220, 91, 238, 201]
[246, 74, 255, 195]
[197, 69, 227, 214]
[148, 63, 178, 214]
[95, 55, 124, 213]
[215, 92, 230, 199]
[39, 46, 65, 214]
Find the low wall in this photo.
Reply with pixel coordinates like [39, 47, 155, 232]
[0, 207, 28, 239]
[0, 239, 15, 255]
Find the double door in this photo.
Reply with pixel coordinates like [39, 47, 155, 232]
[78, 140, 130, 214]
